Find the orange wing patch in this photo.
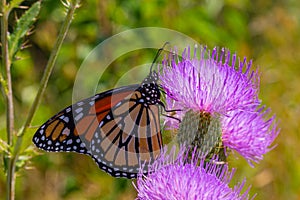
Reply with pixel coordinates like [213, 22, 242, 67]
[91, 91, 162, 169]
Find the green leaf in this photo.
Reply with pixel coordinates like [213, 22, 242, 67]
[8, 1, 41, 60]
[15, 145, 37, 172]
[0, 138, 10, 155]
[1, 139, 10, 173]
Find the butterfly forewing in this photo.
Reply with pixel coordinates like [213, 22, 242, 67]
[32, 85, 138, 158]
[32, 74, 163, 178]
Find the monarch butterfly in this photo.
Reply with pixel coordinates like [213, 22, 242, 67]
[32, 48, 167, 179]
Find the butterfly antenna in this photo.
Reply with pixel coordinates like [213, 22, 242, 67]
[150, 42, 170, 73]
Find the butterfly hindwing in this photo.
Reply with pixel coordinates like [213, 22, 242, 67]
[90, 89, 162, 177]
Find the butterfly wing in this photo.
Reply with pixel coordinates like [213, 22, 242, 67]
[32, 84, 163, 178]
[33, 85, 137, 154]
[90, 89, 162, 178]
[32, 103, 90, 154]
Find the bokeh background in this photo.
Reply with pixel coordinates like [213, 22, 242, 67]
[1, 0, 300, 199]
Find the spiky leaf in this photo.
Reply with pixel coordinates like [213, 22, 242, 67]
[8, 1, 41, 59]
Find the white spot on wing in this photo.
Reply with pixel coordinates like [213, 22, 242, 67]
[67, 139, 73, 145]
[75, 107, 83, 113]
[63, 116, 69, 123]
[77, 101, 84, 106]
[62, 128, 70, 136]
[91, 95, 99, 101]
[80, 143, 85, 148]
[115, 101, 122, 107]
[75, 112, 83, 121]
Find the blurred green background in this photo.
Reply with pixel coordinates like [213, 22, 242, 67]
[1, 0, 300, 199]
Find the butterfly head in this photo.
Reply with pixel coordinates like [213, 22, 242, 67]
[142, 71, 158, 84]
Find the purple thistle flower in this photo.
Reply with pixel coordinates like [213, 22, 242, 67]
[159, 46, 279, 164]
[221, 107, 279, 165]
[161, 47, 260, 116]
[134, 146, 252, 200]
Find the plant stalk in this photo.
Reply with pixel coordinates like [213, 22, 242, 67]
[1, 0, 13, 145]
[1, 1, 16, 200]
[4, 1, 81, 200]
[19, 0, 80, 138]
